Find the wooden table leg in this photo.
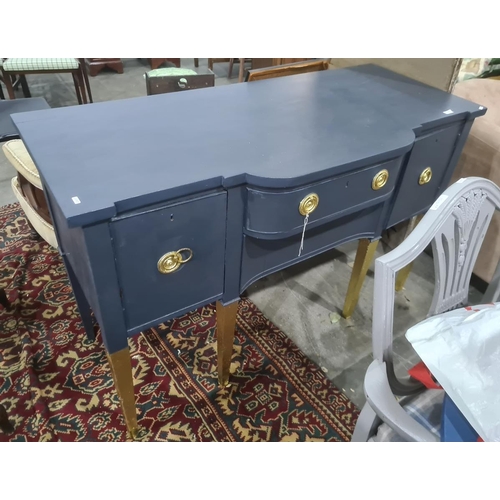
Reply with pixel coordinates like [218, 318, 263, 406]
[216, 300, 239, 386]
[342, 239, 379, 319]
[107, 346, 139, 439]
[238, 58, 245, 83]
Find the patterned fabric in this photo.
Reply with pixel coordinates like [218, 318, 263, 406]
[369, 390, 444, 442]
[0, 204, 358, 441]
[146, 68, 197, 78]
[457, 58, 500, 82]
[3, 58, 79, 72]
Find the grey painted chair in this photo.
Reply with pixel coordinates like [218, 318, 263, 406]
[352, 177, 500, 442]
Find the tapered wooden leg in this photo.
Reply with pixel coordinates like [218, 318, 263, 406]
[238, 58, 245, 82]
[395, 215, 423, 291]
[342, 239, 379, 319]
[216, 300, 239, 386]
[208, 58, 213, 71]
[194, 58, 199, 67]
[107, 346, 139, 439]
[228, 58, 234, 78]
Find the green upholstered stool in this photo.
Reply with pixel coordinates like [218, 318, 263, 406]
[3, 58, 80, 72]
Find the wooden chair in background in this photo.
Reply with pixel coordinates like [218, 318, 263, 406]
[0, 58, 92, 104]
[228, 58, 253, 82]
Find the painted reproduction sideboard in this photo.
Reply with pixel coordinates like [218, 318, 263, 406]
[12, 64, 486, 437]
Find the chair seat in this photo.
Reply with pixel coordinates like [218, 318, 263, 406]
[11, 177, 57, 248]
[2, 140, 42, 189]
[369, 390, 444, 442]
[3, 58, 79, 72]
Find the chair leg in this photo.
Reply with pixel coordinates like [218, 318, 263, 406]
[79, 59, 93, 103]
[216, 300, 239, 386]
[72, 73, 83, 105]
[351, 402, 382, 442]
[2, 70, 15, 99]
[194, 58, 199, 67]
[0, 84, 4, 99]
[208, 58, 213, 71]
[19, 75, 31, 98]
[342, 238, 380, 319]
[238, 58, 245, 83]
[106, 346, 139, 439]
[228, 59, 234, 79]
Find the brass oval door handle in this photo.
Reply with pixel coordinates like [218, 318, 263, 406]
[419, 167, 433, 185]
[299, 193, 319, 216]
[157, 248, 193, 274]
[372, 169, 389, 190]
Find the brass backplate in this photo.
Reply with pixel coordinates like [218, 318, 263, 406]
[299, 193, 319, 216]
[419, 167, 432, 185]
[372, 169, 389, 190]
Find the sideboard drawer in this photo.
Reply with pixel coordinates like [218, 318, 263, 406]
[245, 158, 401, 239]
[387, 122, 464, 227]
[241, 206, 381, 292]
[111, 192, 227, 330]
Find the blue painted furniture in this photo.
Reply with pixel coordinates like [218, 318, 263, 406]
[11, 65, 486, 437]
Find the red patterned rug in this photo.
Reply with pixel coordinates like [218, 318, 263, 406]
[0, 203, 358, 441]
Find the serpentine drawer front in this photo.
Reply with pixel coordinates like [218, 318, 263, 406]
[111, 192, 227, 331]
[240, 206, 382, 291]
[388, 122, 465, 227]
[245, 159, 401, 238]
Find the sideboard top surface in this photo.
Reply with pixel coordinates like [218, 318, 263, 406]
[12, 64, 485, 227]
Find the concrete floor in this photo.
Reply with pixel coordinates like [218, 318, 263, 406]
[0, 58, 484, 409]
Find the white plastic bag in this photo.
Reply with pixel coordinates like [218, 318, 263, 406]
[405, 302, 500, 442]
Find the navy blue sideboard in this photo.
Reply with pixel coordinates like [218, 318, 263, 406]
[12, 65, 486, 437]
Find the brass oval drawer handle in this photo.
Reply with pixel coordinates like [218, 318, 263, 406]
[419, 167, 433, 185]
[372, 169, 389, 190]
[299, 193, 319, 216]
[157, 248, 193, 274]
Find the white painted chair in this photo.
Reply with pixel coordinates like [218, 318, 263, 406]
[352, 177, 500, 442]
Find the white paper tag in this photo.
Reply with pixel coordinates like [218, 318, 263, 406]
[430, 194, 448, 211]
[443, 109, 454, 115]
[72, 196, 81, 205]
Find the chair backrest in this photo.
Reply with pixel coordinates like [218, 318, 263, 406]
[145, 68, 215, 96]
[245, 59, 330, 82]
[372, 177, 500, 394]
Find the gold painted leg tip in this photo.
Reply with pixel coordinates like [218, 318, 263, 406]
[342, 308, 353, 320]
[129, 427, 140, 440]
